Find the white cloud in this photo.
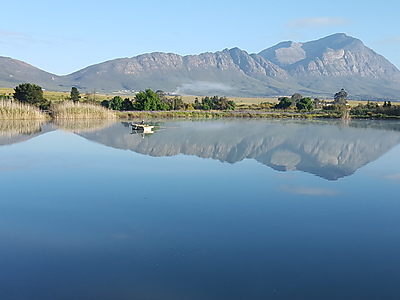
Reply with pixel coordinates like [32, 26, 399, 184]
[0, 30, 42, 46]
[0, 30, 22, 37]
[286, 17, 351, 28]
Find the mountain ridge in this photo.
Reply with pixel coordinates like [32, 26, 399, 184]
[1, 33, 400, 100]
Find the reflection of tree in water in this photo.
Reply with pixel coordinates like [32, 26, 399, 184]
[53, 119, 117, 133]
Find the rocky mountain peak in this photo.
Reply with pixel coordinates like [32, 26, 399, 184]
[2, 33, 400, 100]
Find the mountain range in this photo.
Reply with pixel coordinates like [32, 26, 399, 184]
[1, 33, 400, 100]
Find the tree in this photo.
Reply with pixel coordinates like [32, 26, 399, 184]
[334, 88, 348, 105]
[296, 97, 314, 111]
[70, 87, 80, 102]
[313, 98, 326, 109]
[121, 98, 134, 111]
[155, 90, 167, 101]
[109, 96, 124, 110]
[101, 100, 109, 108]
[383, 101, 392, 108]
[274, 97, 292, 109]
[133, 89, 170, 111]
[196, 96, 235, 110]
[171, 96, 185, 110]
[13, 83, 49, 109]
[291, 93, 303, 102]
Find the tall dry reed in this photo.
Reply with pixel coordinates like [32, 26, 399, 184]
[0, 100, 47, 120]
[51, 102, 116, 120]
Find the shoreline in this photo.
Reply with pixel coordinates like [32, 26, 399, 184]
[116, 110, 400, 120]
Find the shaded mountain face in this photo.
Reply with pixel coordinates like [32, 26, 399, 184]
[2, 33, 400, 99]
[0, 56, 62, 90]
[76, 120, 400, 181]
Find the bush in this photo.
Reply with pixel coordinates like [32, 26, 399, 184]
[274, 97, 292, 109]
[13, 83, 50, 109]
[296, 97, 314, 111]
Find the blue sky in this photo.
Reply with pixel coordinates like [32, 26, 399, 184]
[1, 0, 399, 75]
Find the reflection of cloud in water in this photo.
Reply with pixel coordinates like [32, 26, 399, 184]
[386, 173, 400, 180]
[282, 185, 338, 196]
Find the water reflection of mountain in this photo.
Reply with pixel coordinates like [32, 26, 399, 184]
[77, 120, 400, 180]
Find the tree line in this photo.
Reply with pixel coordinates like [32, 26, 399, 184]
[272, 88, 349, 112]
[8, 84, 237, 112]
[100, 89, 236, 111]
[7, 83, 400, 118]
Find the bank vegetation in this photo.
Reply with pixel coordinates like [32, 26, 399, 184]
[2, 84, 400, 121]
[51, 101, 116, 120]
[0, 100, 48, 120]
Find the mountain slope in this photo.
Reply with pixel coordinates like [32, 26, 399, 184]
[1, 33, 400, 100]
[258, 33, 400, 99]
[63, 49, 302, 97]
[0, 56, 62, 90]
[259, 33, 400, 79]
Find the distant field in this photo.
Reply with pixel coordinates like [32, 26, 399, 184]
[179, 95, 382, 106]
[0, 87, 13, 94]
[0, 87, 387, 106]
[0, 87, 69, 101]
[179, 95, 280, 104]
[0, 87, 112, 102]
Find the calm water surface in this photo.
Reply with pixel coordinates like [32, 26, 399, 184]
[1, 119, 400, 299]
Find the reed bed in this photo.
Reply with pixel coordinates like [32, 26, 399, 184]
[51, 102, 116, 120]
[0, 100, 48, 120]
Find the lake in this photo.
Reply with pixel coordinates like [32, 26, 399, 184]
[1, 119, 400, 299]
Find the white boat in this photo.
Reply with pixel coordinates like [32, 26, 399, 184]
[131, 123, 154, 133]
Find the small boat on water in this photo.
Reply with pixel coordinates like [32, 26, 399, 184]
[131, 123, 154, 133]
